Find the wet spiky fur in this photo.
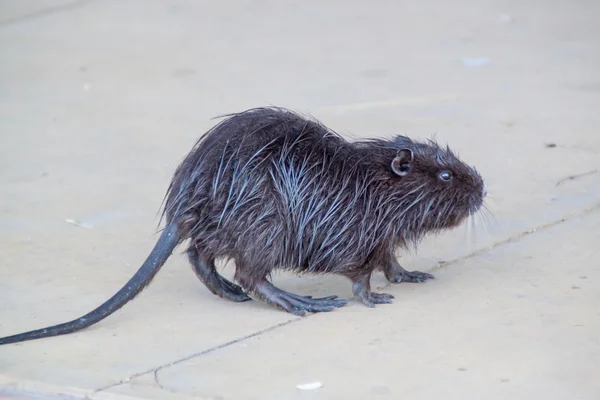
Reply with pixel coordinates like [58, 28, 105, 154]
[162, 107, 485, 288]
[0, 106, 486, 345]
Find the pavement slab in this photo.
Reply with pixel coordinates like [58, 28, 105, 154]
[1, 0, 599, 399]
[109, 206, 600, 400]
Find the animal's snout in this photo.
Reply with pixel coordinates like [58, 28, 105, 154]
[482, 183, 488, 198]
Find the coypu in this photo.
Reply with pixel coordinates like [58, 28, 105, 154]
[0, 107, 486, 345]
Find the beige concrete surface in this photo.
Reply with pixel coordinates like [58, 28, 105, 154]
[1, 0, 599, 399]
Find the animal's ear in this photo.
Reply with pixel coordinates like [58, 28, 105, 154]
[391, 148, 413, 176]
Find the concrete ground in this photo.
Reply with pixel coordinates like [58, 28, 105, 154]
[1, 0, 599, 399]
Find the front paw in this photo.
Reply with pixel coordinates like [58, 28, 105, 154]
[386, 270, 435, 284]
[357, 292, 395, 308]
[385, 271, 403, 283]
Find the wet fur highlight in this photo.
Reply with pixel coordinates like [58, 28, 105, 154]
[0, 106, 486, 344]
[162, 107, 485, 288]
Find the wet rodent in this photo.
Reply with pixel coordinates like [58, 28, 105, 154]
[0, 107, 486, 345]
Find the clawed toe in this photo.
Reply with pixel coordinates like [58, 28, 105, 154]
[252, 282, 347, 316]
[287, 293, 340, 302]
[388, 270, 435, 284]
[371, 292, 394, 303]
[403, 271, 435, 283]
[352, 274, 396, 308]
[357, 291, 395, 307]
[223, 289, 252, 302]
[217, 276, 252, 302]
[287, 295, 348, 313]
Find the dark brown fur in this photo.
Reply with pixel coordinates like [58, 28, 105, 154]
[0, 106, 486, 345]
[161, 107, 486, 314]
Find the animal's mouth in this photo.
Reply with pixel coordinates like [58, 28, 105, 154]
[470, 198, 485, 216]
[469, 184, 487, 215]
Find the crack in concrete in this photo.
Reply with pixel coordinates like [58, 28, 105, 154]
[93, 200, 600, 396]
[556, 169, 598, 186]
[152, 369, 165, 393]
[93, 318, 300, 394]
[0, 0, 97, 27]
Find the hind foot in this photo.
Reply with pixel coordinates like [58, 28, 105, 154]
[351, 273, 395, 308]
[391, 270, 435, 283]
[384, 258, 434, 284]
[188, 249, 251, 302]
[214, 274, 252, 302]
[359, 292, 395, 308]
[250, 281, 347, 316]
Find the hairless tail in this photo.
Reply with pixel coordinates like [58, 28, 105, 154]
[0, 222, 180, 345]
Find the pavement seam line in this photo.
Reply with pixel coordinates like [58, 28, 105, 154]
[425, 200, 600, 274]
[0, 0, 97, 27]
[93, 318, 301, 394]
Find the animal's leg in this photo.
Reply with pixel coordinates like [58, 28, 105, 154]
[234, 263, 347, 316]
[249, 281, 348, 316]
[187, 247, 251, 302]
[351, 272, 395, 308]
[383, 256, 435, 284]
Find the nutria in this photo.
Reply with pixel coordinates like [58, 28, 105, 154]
[0, 107, 486, 345]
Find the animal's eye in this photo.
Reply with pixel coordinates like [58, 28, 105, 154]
[439, 171, 452, 182]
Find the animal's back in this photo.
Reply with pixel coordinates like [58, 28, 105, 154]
[163, 108, 365, 269]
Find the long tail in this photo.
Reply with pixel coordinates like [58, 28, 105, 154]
[0, 222, 180, 345]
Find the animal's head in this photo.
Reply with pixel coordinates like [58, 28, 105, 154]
[389, 135, 486, 234]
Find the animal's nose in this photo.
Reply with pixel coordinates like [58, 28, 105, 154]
[482, 183, 488, 197]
